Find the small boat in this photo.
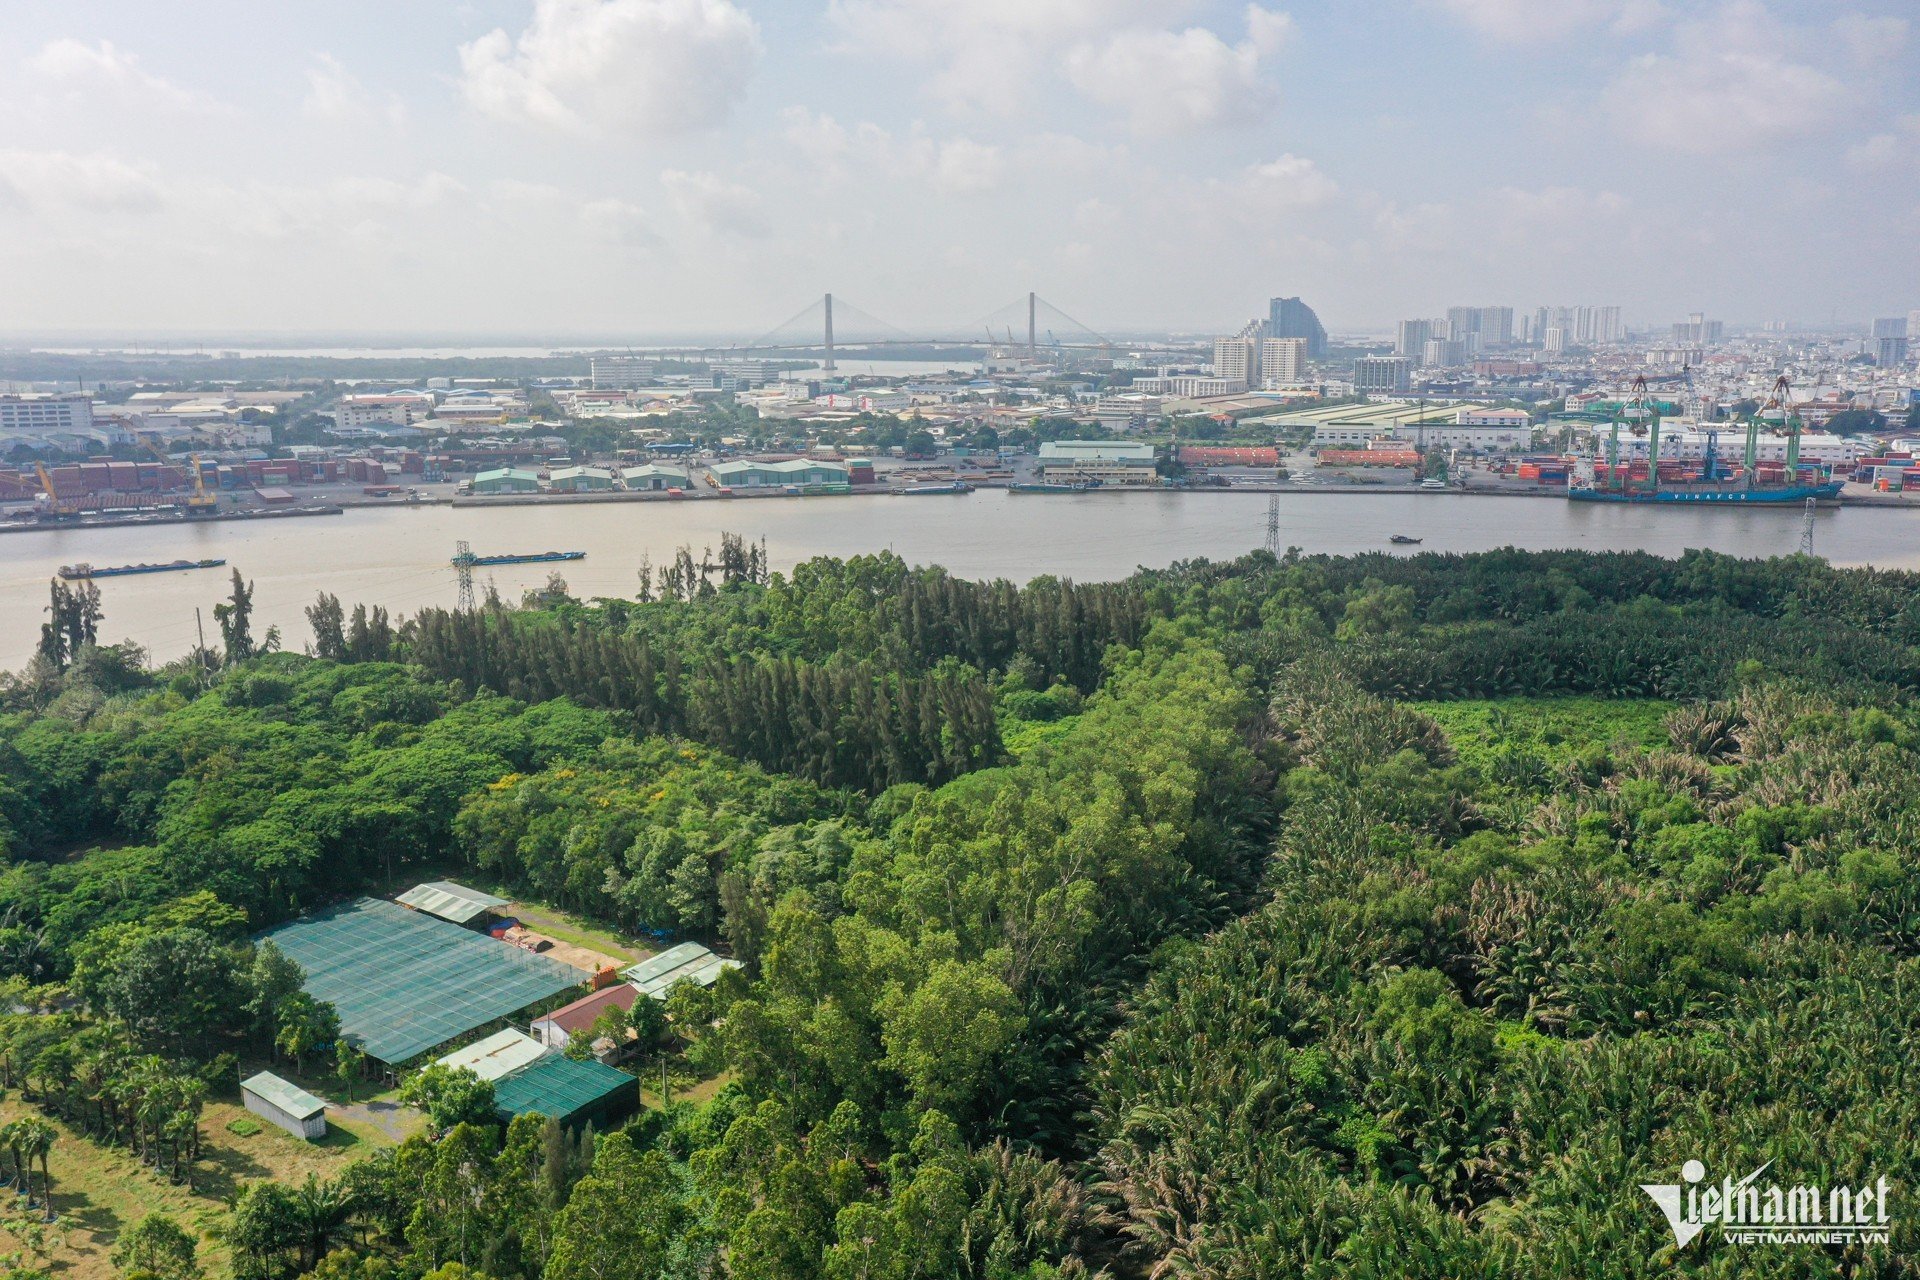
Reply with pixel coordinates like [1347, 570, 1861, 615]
[1388, 535, 1422, 545]
[459, 550, 587, 567]
[58, 557, 226, 580]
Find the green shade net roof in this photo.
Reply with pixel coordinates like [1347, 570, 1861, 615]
[492, 1054, 636, 1122]
[259, 897, 583, 1065]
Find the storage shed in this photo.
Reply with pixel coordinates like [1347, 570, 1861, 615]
[396, 880, 511, 927]
[241, 1071, 328, 1140]
[622, 941, 743, 1000]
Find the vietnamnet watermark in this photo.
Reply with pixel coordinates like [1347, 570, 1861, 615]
[1641, 1160, 1892, 1247]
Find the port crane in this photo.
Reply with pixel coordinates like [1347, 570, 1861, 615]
[32, 461, 81, 519]
[143, 440, 218, 509]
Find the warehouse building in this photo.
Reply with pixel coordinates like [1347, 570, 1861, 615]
[1035, 440, 1158, 486]
[706, 458, 849, 488]
[547, 466, 615, 492]
[619, 464, 691, 491]
[241, 1072, 328, 1141]
[471, 467, 541, 494]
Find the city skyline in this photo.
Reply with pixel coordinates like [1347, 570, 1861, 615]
[2, 0, 1917, 337]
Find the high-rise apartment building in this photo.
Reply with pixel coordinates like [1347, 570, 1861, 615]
[1395, 319, 1431, 358]
[1354, 356, 1412, 394]
[1261, 337, 1309, 385]
[1543, 327, 1567, 354]
[1877, 336, 1910, 368]
[1872, 317, 1909, 339]
[1423, 337, 1471, 367]
[1269, 296, 1327, 358]
[1671, 313, 1724, 345]
[1212, 319, 1269, 390]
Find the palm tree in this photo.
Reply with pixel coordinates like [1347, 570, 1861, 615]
[0, 1119, 23, 1194]
[293, 1173, 356, 1270]
[15, 1118, 55, 1216]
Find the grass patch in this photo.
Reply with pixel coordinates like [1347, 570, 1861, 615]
[1408, 696, 1672, 772]
[225, 1116, 262, 1137]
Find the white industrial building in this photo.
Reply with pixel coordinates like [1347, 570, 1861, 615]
[1036, 440, 1159, 485]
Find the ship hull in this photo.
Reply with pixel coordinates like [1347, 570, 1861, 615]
[1568, 482, 1842, 506]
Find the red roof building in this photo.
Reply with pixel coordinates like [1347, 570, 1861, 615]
[530, 983, 641, 1049]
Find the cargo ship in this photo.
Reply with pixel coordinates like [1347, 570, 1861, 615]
[457, 550, 586, 566]
[898, 482, 974, 495]
[1568, 375, 1841, 507]
[58, 557, 226, 580]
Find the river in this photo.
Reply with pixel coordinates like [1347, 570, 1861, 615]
[4, 490, 1916, 673]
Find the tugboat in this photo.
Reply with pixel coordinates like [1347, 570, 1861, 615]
[1388, 535, 1422, 545]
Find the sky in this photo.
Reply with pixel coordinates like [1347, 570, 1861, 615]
[0, 0, 1916, 341]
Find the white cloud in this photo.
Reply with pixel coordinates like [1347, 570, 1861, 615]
[303, 54, 407, 128]
[29, 39, 223, 111]
[1426, 0, 1665, 43]
[0, 149, 165, 214]
[929, 140, 1005, 195]
[1846, 115, 1920, 170]
[661, 169, 771, 236]
[457, 0, 760, 135]
[1236, 154, 1339, 209]
[829, 0, 1290, 121]
[1601, 2, 1845, 154]
[1244, 5, 1296, 55]
[1065, 18, 1281, 135]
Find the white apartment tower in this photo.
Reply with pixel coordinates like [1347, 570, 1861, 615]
[1261, 337, 1309, 385]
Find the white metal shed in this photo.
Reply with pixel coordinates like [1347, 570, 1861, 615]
[241, 1071, 328, 1140]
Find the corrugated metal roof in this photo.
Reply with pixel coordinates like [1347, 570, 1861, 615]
[437, 1028, 550, 1082]
[395, 880, 511, 925]
[621, 942, 743, 999]
[492, 1054, 634, 1122]
[242, 1071, 326, 1119]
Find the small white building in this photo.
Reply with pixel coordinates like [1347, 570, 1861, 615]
[436, 1028, 551, 1082]
[241, 1071, 328, 1141]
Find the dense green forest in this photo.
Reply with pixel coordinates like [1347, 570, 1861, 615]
[3, 544, 1919, 1277]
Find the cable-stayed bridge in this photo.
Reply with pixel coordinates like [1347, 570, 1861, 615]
[652, 293, 1126, 370]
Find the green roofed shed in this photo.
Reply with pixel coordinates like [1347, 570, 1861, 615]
[492, 1055, 637, 1129]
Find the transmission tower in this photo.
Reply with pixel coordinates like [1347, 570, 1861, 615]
[1265, 495, 1281, 557]
[1797, 498, 1816, 557]
[454, 540, 476, 612]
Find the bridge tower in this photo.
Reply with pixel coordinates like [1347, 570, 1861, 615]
[1028, 291, 1037, 360]
[823, 293, 836, 373]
